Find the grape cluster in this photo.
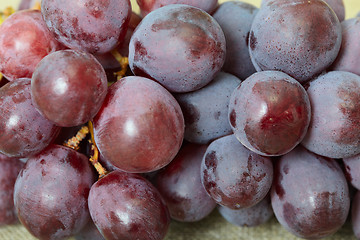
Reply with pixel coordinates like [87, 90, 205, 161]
[1, 0, 360, 240]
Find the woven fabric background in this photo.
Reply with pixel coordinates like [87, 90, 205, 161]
[0, 0, 360, 239]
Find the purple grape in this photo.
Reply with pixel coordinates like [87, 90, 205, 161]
[271, 146, 350, 239]
[175, 72, 241, 144]
[201, 134, 273, 209]
[0, 10, 63, 81]
[136, 0, 218, 17]
[301, 71, 360, 158]
[41, 0, 131, 54]
[14, 144, 96, 240]
[331, 18, 360, 75]
[128, 4, 226, 93]
[352, 191, 360, 239]
[0, 78, 61, 158]
[93, 76, 184, 173]
[31, 50, 108, 127]
[0, 154, 24, 226]
[343, 155, 360, 190]
[212, 1, 258, 80]
[250, 0, 342, 83]
[154, 143, 216, 222]
[229, 71, 311, 156]
[88, 170, 170, 240]
[218, 195, 273, 227]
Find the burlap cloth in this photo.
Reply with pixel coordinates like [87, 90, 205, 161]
[0, 210, 356, 239]
[1, 0, 360, 239]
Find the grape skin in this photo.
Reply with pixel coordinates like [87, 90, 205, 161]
[301, 71, 360, 158]
[175, 72, 241, 144]
[0, 154, 24, 226]
[271, 146, 350, 239]
[0, 78, 60, 158]
[31, 50, 108, 127]
[229, 71, 311, 156]
[250, 0, 342, 83]
[136, 0, 218, 17]
[74, 219, 105, 240]
[88, 170, 170, 240]
[218, 195, 273, 228]
[0, 10, 63, 81]
[93, 76, 184, 173]
[201, 134, 273, 210]
[331, 18, 360, 75]
[212, 1, 258, 80]
[41, 0, 131, 54]
[154, 143, 217, 222]
[14, 145, 96, 240]
[129, 4, 226, 93]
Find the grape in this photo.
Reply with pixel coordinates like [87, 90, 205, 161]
[75, 219, 105, 240]
[212, 1, 258, 80]
[201, 134, 273, 210]
[41, 0, 131, 54]
[154, 143, 216, 222]
[175, 72, 241, 144]
[128, 4, 226, 93]
[0, 78, 60, 158]
[93, 76, 184, 173]
[352, 191, 360, 239]
[271, 146, 350, 239]
[31, 49, 108, 127]
[344, 155, 360, 190]
[301, 71, 360, 158]
[331, 18, 360, 75]
[261, 0, 345, 22]
[136, 0, 218, 16]
[218, 195, 273, 228]
[0, 10, 63, 81]
[0, 154, 24, 226]
[88, 170, 170, 240]
[250, 0, 342, 83]
[229, 71, 311, 156]
[14, 144, 95, 240]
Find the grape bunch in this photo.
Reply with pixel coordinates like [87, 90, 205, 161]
[1, 0, 360, 240]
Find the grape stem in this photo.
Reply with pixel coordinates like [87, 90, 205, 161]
[111, 50, 129, 81]
[63, 125, 89, 150]
[88, 121, 108, 178]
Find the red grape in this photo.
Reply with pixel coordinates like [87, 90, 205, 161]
[14, 145, 96, 240]
[250, 0, 342, 83]
[128, 4, 226, 93]
[88, 170, 170, 240]
[41, 0, 131, 54]
[31, 49, 108, 127]
[0, 78, 60, 158]
[229, 71, 311, 156]
[0, 10, 63, 81]
[93, 76, 184, 173]
[201, 134, 273, 209]
[271, 146, 350, 239]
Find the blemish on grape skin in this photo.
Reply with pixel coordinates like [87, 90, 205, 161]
[229, 109, 237, 128]
[249, 31, 257, 50]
